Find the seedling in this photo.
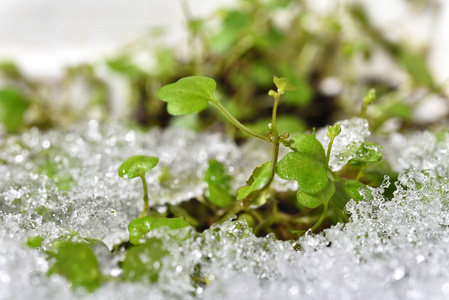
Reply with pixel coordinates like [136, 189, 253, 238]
[118, 155, 159, 218]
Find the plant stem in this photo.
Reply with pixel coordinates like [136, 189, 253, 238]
[211, 101, 270, 142]
[310, 202, 328, 232]
[360, 103, 368, 119]
[326, 137, 335, 170]
[139, 175, 149, 218]
[217, 92, 282, 224]
[216, 200, 247, 224]
[269, 94, 280, 182]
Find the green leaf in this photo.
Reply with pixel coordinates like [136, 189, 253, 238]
[47, 242, 101, 292]
[128, 217, 190, 245]
[208, 184, 233, 207]
[288, 134, 326, 163]
[128, 216, 155, 245]
[205, 159, 233, 207]
[344, 180, 365, 202]
[118, 155, 159, 179]
[348, 143, 382, 166]
[157, 76, 216, 115]
[237, 161, 272, 200]
[122, 237, 169, 283]
[276, 152, 328, 194]
[273, 76, 297, 92]
[332, 180, 364, 210]
[297, 178, 335, 208]
[26, 236, 44, 248]
[0, 88, 28, 133]
[150, 217, 191, 231]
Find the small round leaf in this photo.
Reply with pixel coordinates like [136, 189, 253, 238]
[297, 178, 335, 208]
[128, 216, 155, 245]
[273, 76, 297, 92]
[122, 238, 169, 283]
[288, 134, 326, 163]
[118, 155, 159, 179]
[47, 242, 101, 292]
[276, 152, 328, 194]
[157, 76, 217, 115]
[332, 180, 364, 210]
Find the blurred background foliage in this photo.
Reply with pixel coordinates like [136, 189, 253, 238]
[0, 0, 447, 137]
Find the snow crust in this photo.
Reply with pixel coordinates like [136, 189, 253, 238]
[1, 120, 449, 300]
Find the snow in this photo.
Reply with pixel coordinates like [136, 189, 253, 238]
[1, 120, 449, 299]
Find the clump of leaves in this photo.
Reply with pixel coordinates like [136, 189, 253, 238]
[157, 76, 391, 237]
[158, 75, 346, 232]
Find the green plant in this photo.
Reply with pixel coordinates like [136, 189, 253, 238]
[118, 155, 159, 217]
[157, 75, 349, 233]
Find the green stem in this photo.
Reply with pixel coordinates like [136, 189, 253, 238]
[139, 175, 149, 218]
[360, 103, 368, 119]
[268, 94, 280, 185]
[310, 202, 328, 232]
[216, 200, 246, 224]
[217, 94, 282, 224]
[211, 100, 270, 142]
[326, 137, 335, 170]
